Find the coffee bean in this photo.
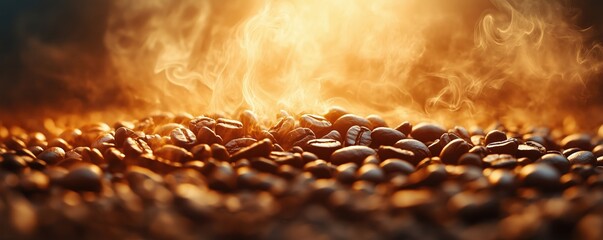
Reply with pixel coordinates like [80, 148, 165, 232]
[593, 144, 603, 157]
[170, 127, 197, 148]
[440, 139, 471, 165]
[391, 189, 433, 209]
[427, 139, 444, 156]
[485, 130, 507, 145]
[407, 164, 447, 187]
[345, 125, 371, 147]
[269, 116, 295, 142]
[305, 138, 342, 160]
[189, 116, 216, 133]
[394, 139, 431, 163]
[153, 123, 185, 137]
[104, 147, 126, 173]
[19, 171, 50, 193]
[91, 133, 116, 153]
[567, 151, 596, 165]
[330, 146, 376, 166]
[380, 159, 415, 175]
[304, 160, 333, 179]
[571, 164, 595, 179]
[154, 145, 193, 163]
[377, 146, 415, 164]
[224, 138, 257, 154]
[371, 127, 405, 147]
[322, 130, 342, 142]
[335, 163, 358, 184]
[61, 163, 103, 192]
[299, 114, 332, 137]
[366, 115, 387, 128]
[210, 144, 230, 161]
[114, 127, 143, 148]
[561, 134, 592, 150]
[357, 164, 385, 183]
[37, 147, 65, 165]
[196, 126, 223, 145]
[486, 138, 518, 155]
[29, 159, 47, 171]
[239, 110, 260, 135]
[1, 153, 27, 173]
[333, 114, 372, 136]
[410, 123, 446, 143]
[189, 144, 212, 161]
[516, 141, 546, 160]
[215, 118, 244, 143]
[536, 153, 570, 174]
[123, 137, 152, 157]
[458, 153, 482, 167]
[488, 154, 517, 169]
[448, 190, 499, 223]
[488, 169, 516, 191]
[272, 151, 304, 168]
[285, 128, 316, 149]
[323, 106, 349, 123]
[230, 139, 272, 162]
[519, 163, 560, 191]
[250, 157, 279, 174]
[208, 162, 236, 192]
[4, 136, 26, 150]
[395, 121, 413, 136]
[363, 155, 380, 165]
[451, 126, 471, 141]
[27, 146, 44, 156]
[563, 147, 582, 157]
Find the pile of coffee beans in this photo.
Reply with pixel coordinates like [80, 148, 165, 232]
[1, 108, 603, 239]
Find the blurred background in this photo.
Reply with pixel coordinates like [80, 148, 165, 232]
[1, 0, 602, 129]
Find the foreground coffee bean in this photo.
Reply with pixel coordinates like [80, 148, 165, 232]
[440, 139, 471, 165]
[536, 153, 570, 174]
[486, 138, 518, 155]
[215, 118, 244, 143]
[305, 138, 342, 160]
[345, 125, 371, 147]
[299, 114, 332, 137]
[123, 137, 152, 157]
[485, 130, 507, 145]
[333, 114, 372, 136]
[170, 127, 197, 148]
[330, 146, 376, 165]
[410, 123, 446, 143]
[1, 153, 28, 173]
[357, 164, 385, 183]
[189, 116, 216, 133]
[224, 138, 257, 154]
[519, 163, 561, 191]
[380, 158, 415, 175]
[60, 163, 103, 192]
[377, 146, 416, 164]
[567, 151, 596, 165]
[37, 147, 66, 165]
[371, 127, 405, 147]
[230, 139, 272, 162]
[394, 139, 431, 163]
[286, 128, 316, 149]
[561, 134, 592, 150]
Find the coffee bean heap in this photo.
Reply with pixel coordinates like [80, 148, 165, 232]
[1, 108, 603, 239]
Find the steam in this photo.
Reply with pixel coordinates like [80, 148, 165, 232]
[59, 0, 603, 127]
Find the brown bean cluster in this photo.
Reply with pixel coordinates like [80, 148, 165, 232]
[1, 108, 603, 239]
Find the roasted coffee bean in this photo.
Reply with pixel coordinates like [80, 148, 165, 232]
[330, 146, 376, 166]
[468, 145, 488, 157]
[345, 125, 371, 147]
[484, 130, 507, 145]
[105, 147, 126, 173]
[394, 139, 431, 163]
[170, 127, 197, 148]
[114, 127, 143, 148]
[377, 146, 415, 164]
[277, 165, 300, 180]
[458, 153, 482, 167]
[322, 130, 342, 142]
[571, 164, 595, 179]
[486, 138, 518, 155]
[58, 129, 83, 147]
[407, 164, 447, 187]
[250, 157, 279, 174]
[29, 159, 47, 171]
[304, 160, 333, 179]
[451, 126, 471, 141]
[562, 147, 582, 157]
[61, 163, 103, 192]
[305, 138, 342, 160]
[47, 138, 72, 151]
[428, 139, 444, 156]
[333, 114, 372, 135]
[593, 144, 603, 157]
[273, 152, 304, 168]
[27, 146, 44, 156]
[561, 134, 592, 150]
[154, 145, 193, 163]
[210, 143, 230, 161]
[19, 171, 50, 193]
[516, 141, 546, 160]
[410, 123, 446, 143]
[153, 123, 185, 136]
[123, 137, 152, 157]
[208, 162, 236, 192]
[285, 128, 316, 149]
[440, 132, 461, 145]
[239, 110, 260, 135]
[189, 144, 212, 161]
[4, 136, 26, 150]
[395, 121, 413, 136]
[113, 120, 134, 130]
[1, 153, 27, 172]
[300, 114, 332, 137]
[488, 169, 516, 191]
[189, 116, 216, 133]
[380, 159, 415, 175]
[488, 155, 517, 169]
[366, 114, 387, 128]
[363, 155, 380, 165]
[448, 190, 499, 223]
[357, 164, 385, 183]
[323, 106, 349, 123]
[230, 139, 272, 162]
[196, 126, 223, 145]
[80, 147, 104, 165]
[371, 127, 405, 147]
[91, 133, 116, 153]
[440, 139, 471, 165]
[269, 116, 295, 142]
[37, 147, 66, 165]
[391, 189, 433, 209]
[536, 153, 570, 174]
[224, 138, 257, 154]
[567, 151, 596, 165]
[335, 163, 358, 184]
[214, 118, 244, 143]
[519, 163, 561, 191]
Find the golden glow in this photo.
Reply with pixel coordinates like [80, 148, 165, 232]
[104, 0, 602, 126]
